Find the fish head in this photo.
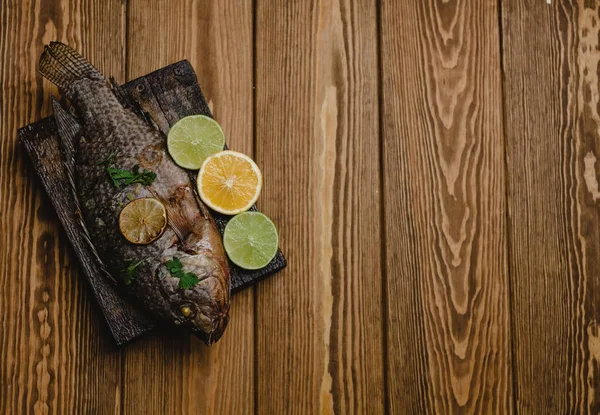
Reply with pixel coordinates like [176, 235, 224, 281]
[158, 251, 230, 344]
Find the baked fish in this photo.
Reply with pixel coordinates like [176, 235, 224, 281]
[39, 42, 230, 344]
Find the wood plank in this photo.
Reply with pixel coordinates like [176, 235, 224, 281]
[502, 0, 600, 412]
[255, 0, 384, 413]
[123, 1, 256, 413]
[0, 0, 125, 413]
[381, 0, 512, 413]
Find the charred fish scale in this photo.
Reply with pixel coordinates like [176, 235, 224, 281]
[39, 42, 230, 344]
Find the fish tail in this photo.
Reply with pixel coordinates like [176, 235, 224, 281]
[39, 42, 101, 91]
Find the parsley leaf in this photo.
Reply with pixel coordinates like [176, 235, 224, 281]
[99, 152, 156, 189]
[179, 272, 200, 289]
[166, 257, 183, 274]
[165, 258, 200, 289]
[121, 259, 145, 285]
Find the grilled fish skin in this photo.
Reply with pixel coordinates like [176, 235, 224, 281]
[39, 42, 230, 344]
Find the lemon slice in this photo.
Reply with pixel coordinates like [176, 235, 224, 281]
[119, 197, 167, 244]
[167, 115, 226, 169]
[223, 212, 278, 270]
[197, 150, 262, 215]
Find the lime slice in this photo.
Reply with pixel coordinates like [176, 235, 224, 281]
[223, 212, 278, 270]
[167, 115, 225, 170]
[119, 197, 167, 244]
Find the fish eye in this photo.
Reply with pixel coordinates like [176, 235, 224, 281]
[180, 306, 192, 318]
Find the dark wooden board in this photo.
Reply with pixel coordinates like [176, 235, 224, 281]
[18, 60, 286, 345]
[19, 118, 155, 346]
[124, 61, 287, 293]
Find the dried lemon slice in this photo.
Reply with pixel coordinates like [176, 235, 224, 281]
[119, 197, 167, 244]
[197, 150, 262, 215]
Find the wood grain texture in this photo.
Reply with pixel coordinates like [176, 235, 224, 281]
[123, 1, 255, 414]
[11, 0, 600, 412]
[381, 0, 512, 413]
[0, 0, 125, 413]
[255, 0, 384, 413]
[502, 0, 600, 412]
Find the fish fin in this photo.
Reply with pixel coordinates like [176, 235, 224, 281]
[166, 207, 192, 242]
[109, 77, 155, 126]
[52, 96, 79, 174]
[39, 41, 102, 93]
[146, 187, 198, 243]
[161, 197, 194, 242]
[52, 98, 118, 286]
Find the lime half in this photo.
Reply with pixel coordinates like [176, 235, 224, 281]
[223, 212, 278, 270]
[167, 115, 225, 170]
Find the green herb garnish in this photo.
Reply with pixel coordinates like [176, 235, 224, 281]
[166, 257, 184, 274]
[121, 259, 145, 285]
[178, 272, 200, 290]
[166, 257, 200, 289]
[99, 152, 156, 189]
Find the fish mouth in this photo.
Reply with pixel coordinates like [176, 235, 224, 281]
[192, 313, 230, 345]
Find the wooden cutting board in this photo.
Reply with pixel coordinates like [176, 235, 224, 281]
[18, 60, 286, 345]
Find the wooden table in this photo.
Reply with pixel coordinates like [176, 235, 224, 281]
[1, 0, 598, 413]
